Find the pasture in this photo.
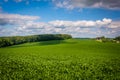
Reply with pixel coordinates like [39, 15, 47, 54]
[0, 39, 120, 80]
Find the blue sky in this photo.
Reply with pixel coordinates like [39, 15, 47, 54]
[0, 0, 120, 37]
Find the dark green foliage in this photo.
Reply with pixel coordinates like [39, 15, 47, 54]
[115, 36, 120, 41]
[0, 34, 72, 47]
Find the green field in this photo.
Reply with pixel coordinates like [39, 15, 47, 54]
[0, 39, 120, 80]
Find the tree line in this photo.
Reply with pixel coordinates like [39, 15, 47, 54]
[0, 34, 72, 47]
[96, 36, 120, 43]
[115, 36, 120, 41]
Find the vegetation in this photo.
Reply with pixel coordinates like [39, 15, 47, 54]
[0, 34, 72, 47]
[0, 39, 120, 80]
[115, 36, 120, 41]
[96, 36, 117, 43]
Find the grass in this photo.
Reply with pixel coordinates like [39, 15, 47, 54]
[0, 39, 120, 80]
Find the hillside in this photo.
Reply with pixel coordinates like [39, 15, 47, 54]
[0, 39, 120, 80]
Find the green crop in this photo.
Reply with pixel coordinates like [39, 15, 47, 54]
[0, 39, 120, 80]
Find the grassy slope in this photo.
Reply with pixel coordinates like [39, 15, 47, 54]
[0, 39, 120, 80]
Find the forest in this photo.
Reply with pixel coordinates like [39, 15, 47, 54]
[0, 34, 72, 47]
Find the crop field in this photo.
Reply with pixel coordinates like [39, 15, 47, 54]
[0, 39, 120, 80]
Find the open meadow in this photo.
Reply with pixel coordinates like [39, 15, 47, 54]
[0, 39, 120, 80]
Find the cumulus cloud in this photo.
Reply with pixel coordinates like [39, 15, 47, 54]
[53, 0, 120, 10]
[0, 13, 120, 37]
[108, 21, 120, 28]
[14, 19, 120, 37]
[0, 13, 40, 25]
[49, 18, 112, 28]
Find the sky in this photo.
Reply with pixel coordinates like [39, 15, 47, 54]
[0, 0, 120, 38]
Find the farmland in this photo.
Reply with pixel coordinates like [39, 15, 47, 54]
[0, 39, 120, 80]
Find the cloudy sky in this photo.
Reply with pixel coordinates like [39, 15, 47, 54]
[0, 0, 120, 38]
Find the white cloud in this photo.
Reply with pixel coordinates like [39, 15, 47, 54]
[0, 13, 39, 21]
[0, 13, 40, 25]
[2, 0, 120, 10]
[53, 0, 120, 10]
[0, 13, 120, 37]
[49, 18, 112, 28]
[54, 1, 74, 10]
[108, 21, 120, 28]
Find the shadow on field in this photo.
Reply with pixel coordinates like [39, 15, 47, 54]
[9, 40, 77, 48]
[38, 40, 66, 46]
[38, 40, 77, 46]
